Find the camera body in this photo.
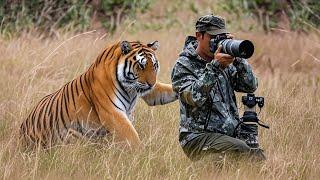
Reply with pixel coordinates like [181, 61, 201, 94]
[235, 93, 269, 148]
[209, 34, 255, 59]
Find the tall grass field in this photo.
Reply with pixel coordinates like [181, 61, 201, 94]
[0, 2, 320, 177]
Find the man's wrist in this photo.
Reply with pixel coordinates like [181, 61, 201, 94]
[233, 57, 245, 66]
[206, 60, 220, 71]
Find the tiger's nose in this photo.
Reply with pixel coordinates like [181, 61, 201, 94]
[146, 82, 154, 88]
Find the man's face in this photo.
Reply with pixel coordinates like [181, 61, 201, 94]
[196, 32, 215, 58]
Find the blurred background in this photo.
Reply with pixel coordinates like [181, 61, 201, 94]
[0, 0, 319, 179]
[1, 0, 319, 35]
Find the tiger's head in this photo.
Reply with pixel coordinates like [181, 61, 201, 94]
[117, 41, 160, 95]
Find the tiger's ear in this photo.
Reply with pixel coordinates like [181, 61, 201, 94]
[120, 41, 132, 55]
[147, 40, 160, 51]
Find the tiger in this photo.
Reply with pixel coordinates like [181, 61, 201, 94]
[20, 40, 178, 149]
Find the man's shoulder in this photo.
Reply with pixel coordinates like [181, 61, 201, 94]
[172, 56, 188, 70]
[176, 54, 190, 63]
[174, 54, 199, 68]
[171, 55, 197, 80]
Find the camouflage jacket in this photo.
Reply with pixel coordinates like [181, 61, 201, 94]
[171, 36, 258, 137]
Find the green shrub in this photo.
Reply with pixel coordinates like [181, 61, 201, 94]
[0, 0, 153, 36]
[221, 0, 320, 32]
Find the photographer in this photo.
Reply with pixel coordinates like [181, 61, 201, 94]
[171, 14, 265, 161]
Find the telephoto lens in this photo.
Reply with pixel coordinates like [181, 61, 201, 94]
[219, 39, 254, 59]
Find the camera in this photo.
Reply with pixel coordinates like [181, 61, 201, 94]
[209, 34, 255, 59]
[235, 93, 269, 148]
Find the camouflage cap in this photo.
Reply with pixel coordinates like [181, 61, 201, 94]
[195, 14, 228, 35]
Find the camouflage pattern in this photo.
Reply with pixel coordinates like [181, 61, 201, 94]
[195, 14, 229, 35]
[171, 36, 258, 140]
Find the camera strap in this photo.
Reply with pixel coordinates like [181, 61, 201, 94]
[257, 121, 270, 129]
[204, 92, 213, 131]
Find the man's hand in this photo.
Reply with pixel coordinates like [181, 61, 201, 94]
[214, 45, 235, 69]
[226, 33, 234, 39]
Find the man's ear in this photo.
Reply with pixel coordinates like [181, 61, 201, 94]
[147, 40, 160, 51]
[196, 32, 203, 40]
[120, 41, 132, 55]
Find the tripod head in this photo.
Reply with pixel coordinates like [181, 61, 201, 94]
[236, 93, 269, 148]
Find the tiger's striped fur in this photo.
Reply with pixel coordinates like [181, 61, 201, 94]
[20, 41, 177, 149]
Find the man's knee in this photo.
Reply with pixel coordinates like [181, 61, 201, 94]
[217, 136, 267, 161]
[231, 138, 251, 152]
[216, 134, 251, 152]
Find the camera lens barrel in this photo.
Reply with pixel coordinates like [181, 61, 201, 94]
[219, 39, 254, 59]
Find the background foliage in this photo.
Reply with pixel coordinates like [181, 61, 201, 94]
[0, 0, 153, 37]
[221, 0, 320, 32]
[1, 0, 319, 36]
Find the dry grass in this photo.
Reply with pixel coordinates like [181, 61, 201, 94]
[0, 24, 319, 179]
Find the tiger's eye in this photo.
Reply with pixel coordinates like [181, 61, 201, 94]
[138, 63, 145, 70]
